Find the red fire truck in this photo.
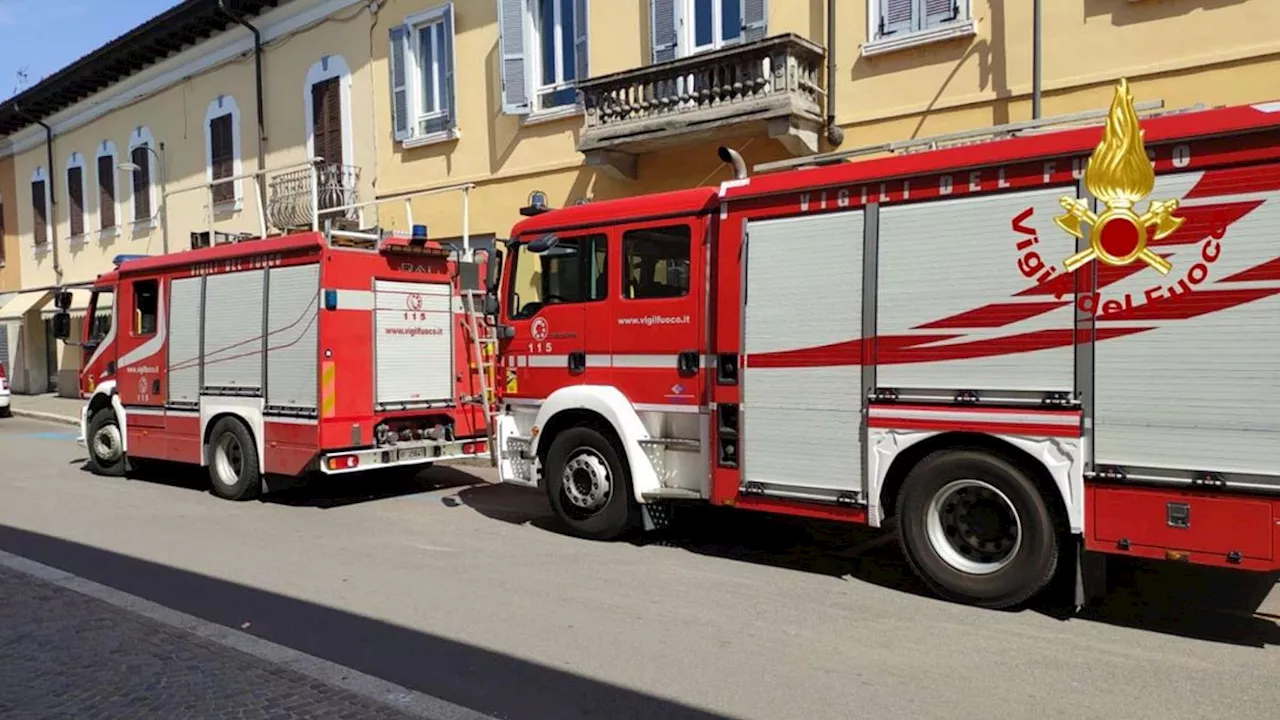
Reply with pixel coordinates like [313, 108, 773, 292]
[490, 81, 1280, 609]
[52, 184, 493, 501]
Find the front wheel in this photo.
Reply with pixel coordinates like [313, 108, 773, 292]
[544, 427, 638, 541]
[897, 449, 1060, 610]
[86, 408, 126, 477]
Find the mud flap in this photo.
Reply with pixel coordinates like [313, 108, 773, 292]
[1074, 537, 1109, 612]
[641, 502, 674, 532]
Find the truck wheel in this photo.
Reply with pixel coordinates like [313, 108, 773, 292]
[897, 449, 1059, 610]
[86, 408, 127, 477]
[544, 427, 638, 541]
[207, 417, 262, 501]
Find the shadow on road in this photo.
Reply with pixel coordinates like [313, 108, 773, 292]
[0, 523, 736, 720]
[451, 482, 1280, 649]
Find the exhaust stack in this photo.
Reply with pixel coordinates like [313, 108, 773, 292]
[718, 146, 748, 180]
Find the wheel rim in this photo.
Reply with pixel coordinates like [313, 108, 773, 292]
[213, 434, 245, 487]
[925, 479, 1022, 575]
[560, 448, 612, 518]
[92, 423, 123, 463]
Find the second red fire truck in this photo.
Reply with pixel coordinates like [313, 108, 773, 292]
[489, 81, 1280, 609]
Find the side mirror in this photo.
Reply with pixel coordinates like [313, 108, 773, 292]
[526, 234, 559, 254]
[52, 311, 72, 341]
[54, 290, 73, 310]
[483, 293, 499, 316]
[485, 249, 503, 293]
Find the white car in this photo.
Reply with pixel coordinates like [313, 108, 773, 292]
[0, 363, 10, 418]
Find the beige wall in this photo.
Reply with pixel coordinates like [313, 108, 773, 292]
[9, 9, 377, 289]
[0, 153, 17, 292]
[371, 0, 1280, 244]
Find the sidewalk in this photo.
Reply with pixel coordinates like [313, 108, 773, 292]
[7, 393, 83, 427]
[0, 551, 491, 720]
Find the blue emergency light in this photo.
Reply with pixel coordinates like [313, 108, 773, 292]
[112, 254, 149, 267]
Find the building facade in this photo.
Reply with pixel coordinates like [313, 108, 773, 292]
[368, 0, 1280, 244]
[0, 0, 378, 395]
[0, 148, 19, 377]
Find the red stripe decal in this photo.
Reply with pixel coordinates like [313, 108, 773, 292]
[877, 326, 1150, 364]
[914, 300, 1070, 330]
[1096, 287, 1280, 321]
[1146, 201, 1262, 249]
[1219, 256, 1280, 283]
[1185, 164, 1280, 199]
[868, 417, 1081, 438]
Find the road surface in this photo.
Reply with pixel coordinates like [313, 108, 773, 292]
[1, 416, 1278, 720]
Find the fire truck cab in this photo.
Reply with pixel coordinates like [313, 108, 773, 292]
[492, 82, 1280, 609]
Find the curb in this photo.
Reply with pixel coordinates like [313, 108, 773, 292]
[10, 409, 80, 428]
[0, 549, 498, 720]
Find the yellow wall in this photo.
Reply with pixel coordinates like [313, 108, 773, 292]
[372, 0, 1280, 244]
[0, 153, 17, 292]
[9, 10, 377, 289]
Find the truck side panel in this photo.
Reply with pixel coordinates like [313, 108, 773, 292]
[265, 264, 320, 413]
[203, 269, 266, 394]
[1093, 165, 1280, 480]
[167, 276, 202, 406]
[742, 211, 864, 500]
[876, 186, 1076, 395]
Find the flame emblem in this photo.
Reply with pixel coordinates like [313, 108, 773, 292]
[1054, 79, 1184, 275]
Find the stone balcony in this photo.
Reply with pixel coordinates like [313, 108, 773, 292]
[265, 162, 362, 233]
[576, 33, 825, 180]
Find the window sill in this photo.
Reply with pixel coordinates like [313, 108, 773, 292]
[401, 128, 461, 149]
[98, 226, 120, 242]
[68, 233, 90, 248]
[131, 218, 159, 234]
[861, 20, 978, 58]
[212, 199, 243, 215]
[522, 104, 583, 127]
[33, 243, 51, 257]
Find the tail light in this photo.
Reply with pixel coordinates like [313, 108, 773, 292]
[462, 441, 488, 455]
[326, 455, 359, 471]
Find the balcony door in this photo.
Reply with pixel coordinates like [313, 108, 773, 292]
[311, 77, 345, 216]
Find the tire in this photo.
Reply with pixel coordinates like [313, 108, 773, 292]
[897, 449, 1059, 610]
[0, 406, 11, 419]
[86, 408, 127, 477]
[207, 417, 262, 501]
[544, 427, 638, 541]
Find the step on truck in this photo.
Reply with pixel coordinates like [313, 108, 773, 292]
[488, 80, 1280, 609]
[52, 176, 495, 500]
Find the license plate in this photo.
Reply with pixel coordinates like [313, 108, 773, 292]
[398, 446, 428, 462]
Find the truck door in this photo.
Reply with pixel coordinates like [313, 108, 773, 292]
[115, 275, 167, 437]
[501, 231, 609, 402]
[610, 218, 704, 409]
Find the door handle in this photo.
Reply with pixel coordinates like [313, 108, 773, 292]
[153, 379, 161, 394]
[677, 350, 699, 376]
[568, 351, 586, 374]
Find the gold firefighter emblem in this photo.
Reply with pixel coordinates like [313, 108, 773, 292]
[1054, 79, 1184, 275]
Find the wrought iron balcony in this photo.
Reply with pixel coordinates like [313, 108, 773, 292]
[577, 33, 825, 180]
[266, 162, 362, 232]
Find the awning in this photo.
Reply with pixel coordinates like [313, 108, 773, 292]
[41, 289, 93, 319]
[0, 291, 52, 321]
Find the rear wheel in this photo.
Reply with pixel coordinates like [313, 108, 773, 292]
[207, 417, 262, 501]
[897, 449, 1059, 609]
[86, 408, 126, 477]
[544, 427, 638, 541]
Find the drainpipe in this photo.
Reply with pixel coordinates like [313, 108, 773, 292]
[1032, 0, 1042, 119]
[13, 104, 61, 284]
[217, 0, 268, 211]
[824, 0, 844, 147]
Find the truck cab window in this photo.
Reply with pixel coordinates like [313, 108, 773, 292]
[133, 280, 159, 336]
[86, 290, 114, 345]
[623, 225, 691, 300]
[508, 233, 607, 319]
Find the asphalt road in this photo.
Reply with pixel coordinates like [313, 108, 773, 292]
[1, 416, 1279, 720]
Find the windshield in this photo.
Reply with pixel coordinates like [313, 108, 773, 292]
[505, 234, 607, 320]
[86, 289, 114, 346]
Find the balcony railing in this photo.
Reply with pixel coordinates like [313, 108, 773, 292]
[577, 33, 825, 179]
[266, 162, 362, 232]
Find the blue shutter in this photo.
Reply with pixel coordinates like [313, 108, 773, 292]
[388, 25, 412, 140]
[742, 0, 767, 43]
[880, 0, 915, 36]
[650, 0, 677, 63]
[923, 0, 957, 28]
[497, 0, 531, 114]
[574, 0, 589, 83]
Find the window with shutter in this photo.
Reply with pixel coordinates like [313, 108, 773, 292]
[391, 4, 460, 143]
[32, 179, 48, 246]
[131, 147, 152, 222]
[210, 113, 234, 205]
[872, 0, 968, 44]
[0, 197, 6, 266]
[311, 78, 344, 166]
[657, 0, 761, 59]
[97, 154, 116, 230]
[68, 165, 85, 238]
[529, 0, 586, 111]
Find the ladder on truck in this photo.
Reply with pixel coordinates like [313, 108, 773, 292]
[314, 182, 500, 466]
[753, 98, 1211, 174]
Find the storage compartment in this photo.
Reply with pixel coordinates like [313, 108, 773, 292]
[373, 279, 454, 409]
[1088, 484, 1276, 562]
